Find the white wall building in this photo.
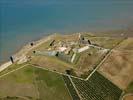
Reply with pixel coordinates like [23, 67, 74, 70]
[78, 46, 90, 53]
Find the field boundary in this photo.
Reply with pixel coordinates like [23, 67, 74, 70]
[61, 76, 74, 100]
[85, 37, 127, 81]
[68, 76, 82, 100]
[0, 64, 29, 78]
[31, 64, 85, 81]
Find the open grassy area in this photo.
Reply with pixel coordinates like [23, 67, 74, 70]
[74, 47, 108, 78]
[0, 65, 38, 99]
[85, 36, 124, 49]
[30, 55, 73, 73]
[34, 68, 71, 100]
[0, 64, 72, 100]
[0, 96, 29, 100]
[0, 62, 28, 77]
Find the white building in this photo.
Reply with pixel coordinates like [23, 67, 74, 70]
[78, 45, 90, 53]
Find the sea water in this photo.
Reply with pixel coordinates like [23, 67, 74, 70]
[0, 0, 133, 63]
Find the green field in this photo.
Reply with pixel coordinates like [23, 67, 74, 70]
[0, 62, 28, 77]
[0, 65, 37, 99]
[62, 75, 80, 100]
[0, 65, 71, 100]
[34, 68, 72, 100]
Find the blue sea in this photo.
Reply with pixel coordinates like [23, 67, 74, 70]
[0, 0, 133, 63]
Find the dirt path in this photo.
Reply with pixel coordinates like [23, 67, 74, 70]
[85, 38, 126, 80]
[68, 76, 83, 100]
[0, 64, 28, 78]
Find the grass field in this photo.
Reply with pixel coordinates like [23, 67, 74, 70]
[0, 96, 28, 100]
[0, 65, 72, 100]
[34, 68, 72, 100]
[0, 62, 28, 77]
[0, 65, 38, 99]
[30, 55, 73, 73]
[85, 36, 124, 49]
[74, 47, 108, 78]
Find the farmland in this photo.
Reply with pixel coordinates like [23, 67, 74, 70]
[0, 33, 132, 100]
[34, 68, 72, 100]
[115, 38, 133, 50]
[62, 75, 80, 100]
[71, 71, 122, 100]
[0, 65, 38, 99]
[0, 65, 71, 100]
[98, 51, 133, 89]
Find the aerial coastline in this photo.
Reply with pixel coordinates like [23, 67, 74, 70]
[1, 0, 133, 99]
[0, 32, 133, 100]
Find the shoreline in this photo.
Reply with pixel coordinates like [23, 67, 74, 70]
[1, 28, 132, 64]
[0, 34, 56, 66]
[0, 31, 132, 70]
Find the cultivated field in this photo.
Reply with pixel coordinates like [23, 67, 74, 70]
[62, 75, 80, 100]
[34, 68, 72, 100]
[98, 50, 133, 90]
[71, 71, 122, 100]
[115, 38, 133, 50]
